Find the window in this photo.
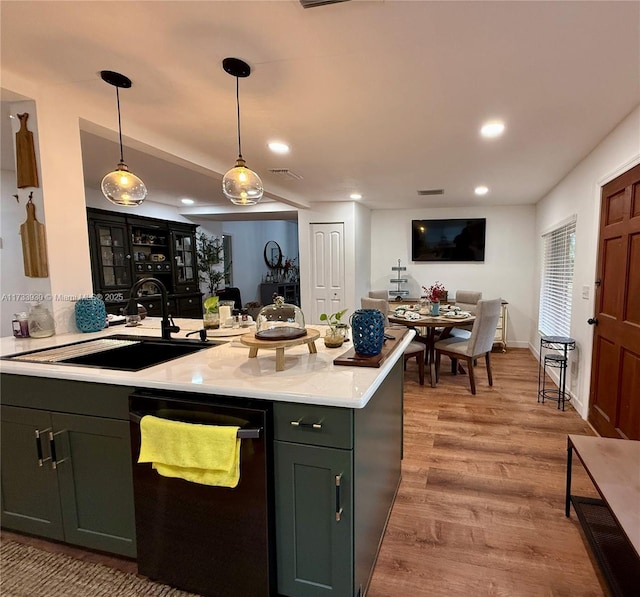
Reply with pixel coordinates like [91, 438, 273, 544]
[538, 216, 576, 337]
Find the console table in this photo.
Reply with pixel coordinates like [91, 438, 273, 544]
[565, 434, 640, 596]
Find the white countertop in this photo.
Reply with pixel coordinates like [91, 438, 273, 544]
[0, 318, 414, 409]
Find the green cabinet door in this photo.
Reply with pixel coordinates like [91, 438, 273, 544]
[0, 405, 64, 540]
[53, 413, 136, 557]
[1, 406, 136, 558]
[275, 441, 354, 597]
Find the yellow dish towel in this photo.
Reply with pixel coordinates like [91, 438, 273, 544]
[138, 415, 241, 488]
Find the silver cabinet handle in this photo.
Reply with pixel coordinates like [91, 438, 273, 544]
[34, 429, 45, 466]
[335, 473, 343, 522]
[49, 430, 68, 470]
[290, 419, 322, 430]
[35, 428, 52, 467]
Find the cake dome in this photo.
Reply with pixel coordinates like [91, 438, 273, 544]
[255, 295, 306, 340]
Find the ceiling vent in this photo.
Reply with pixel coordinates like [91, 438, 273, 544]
[299, 0, 350, 8]
[268, 168, 304, 181]
[417, 189, 445, 196]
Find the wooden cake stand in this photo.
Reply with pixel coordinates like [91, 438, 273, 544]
[240, 329, 320, 371]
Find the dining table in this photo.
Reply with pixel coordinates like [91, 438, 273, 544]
[388, 309, 476, 387]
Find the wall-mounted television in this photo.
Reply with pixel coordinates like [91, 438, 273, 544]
[412, 218, 486, 262]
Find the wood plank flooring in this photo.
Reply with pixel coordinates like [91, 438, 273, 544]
[2, 349, 607, 596]
[367, 348, 606, 597]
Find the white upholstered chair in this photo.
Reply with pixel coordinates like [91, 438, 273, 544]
[360, 297, 426, 385]
[449, 290, 483, 340]
[454, 290, 482, 314]
[434, 298, 501, 394]
[368, 290, 389, 300]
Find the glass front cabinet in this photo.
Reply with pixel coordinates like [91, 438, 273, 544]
[172, 226, 198, 294]
[87, 209, 202, 318]
[89, 215, 132, 294]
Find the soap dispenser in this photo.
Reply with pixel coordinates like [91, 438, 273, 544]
[28, 303, 55, 338]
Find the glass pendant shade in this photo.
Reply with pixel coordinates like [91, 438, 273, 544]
[99, 70, 146, 207]
[101, 162, 148, 206]
[223, 157, 264, 205]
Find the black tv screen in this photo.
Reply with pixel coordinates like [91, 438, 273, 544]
[412, 218, 486, 262]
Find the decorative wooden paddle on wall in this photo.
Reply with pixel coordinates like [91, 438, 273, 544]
[16, 113, 39, 188]
[20, 194, 48, 277]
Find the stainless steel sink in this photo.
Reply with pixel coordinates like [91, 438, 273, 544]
[4, 334, 212, 371]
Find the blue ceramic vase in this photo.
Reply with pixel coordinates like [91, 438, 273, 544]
[75, 297, 107, 332]
[351, 309, 385, 357]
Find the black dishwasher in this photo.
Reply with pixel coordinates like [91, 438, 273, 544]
[129, 390, 275, 597]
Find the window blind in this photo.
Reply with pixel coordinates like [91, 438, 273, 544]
[539, 217, 576, 337]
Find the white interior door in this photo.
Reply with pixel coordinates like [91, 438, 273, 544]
[310, 223, 345, 323]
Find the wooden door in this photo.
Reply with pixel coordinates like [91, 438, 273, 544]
[309, 223, 345, 323]
[588, 163, 640, 439]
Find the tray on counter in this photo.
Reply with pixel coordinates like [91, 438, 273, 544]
[333, 328, 409, 368]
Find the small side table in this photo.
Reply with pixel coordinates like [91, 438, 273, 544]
[537, 335, 575, 410]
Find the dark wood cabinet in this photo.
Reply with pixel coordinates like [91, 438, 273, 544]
[260, 282, 300, 307]
[87, 208, 202, 317]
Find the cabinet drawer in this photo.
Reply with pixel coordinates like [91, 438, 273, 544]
[274, 403, 352, 449]
[178, 296, 202, 317]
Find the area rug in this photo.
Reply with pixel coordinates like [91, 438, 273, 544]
[0, 540, 198, 596]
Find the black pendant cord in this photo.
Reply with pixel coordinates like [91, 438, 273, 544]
[116, 86, 124, 164]
[236, 76, 243, 160]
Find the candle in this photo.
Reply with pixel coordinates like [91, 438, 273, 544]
[219, 305, 232, 326]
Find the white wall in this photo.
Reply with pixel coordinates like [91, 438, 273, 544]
[370, 205, 536, 348]
[0, 169, 52, 338]
[534, 105, 640, 418]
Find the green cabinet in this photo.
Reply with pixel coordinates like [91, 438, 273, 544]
[275, 441, 353, 596]
[274, 359, 403, 597]
[0, 375, 136, 558]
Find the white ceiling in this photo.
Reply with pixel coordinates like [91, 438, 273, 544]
[1, 1, 639, 216]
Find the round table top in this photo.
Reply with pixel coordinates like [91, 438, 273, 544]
[541, 335, 576, 347]
[388, 314, 475, 328]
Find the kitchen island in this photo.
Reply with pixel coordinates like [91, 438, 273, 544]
[0, 318, 412, 597]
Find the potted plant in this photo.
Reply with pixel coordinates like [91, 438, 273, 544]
[320, 309, 349, 348]
[422, 281, 447, 315]
[196, 232, 227, 296]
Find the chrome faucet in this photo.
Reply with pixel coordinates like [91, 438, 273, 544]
[128, 277, 180, 340]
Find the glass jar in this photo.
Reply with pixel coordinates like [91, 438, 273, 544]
[255, 295, 306, 340]
[28, 304, 55, 338]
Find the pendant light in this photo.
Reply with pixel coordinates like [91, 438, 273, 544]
[99, 70, 147, 206]
[222, 58, 263, 206]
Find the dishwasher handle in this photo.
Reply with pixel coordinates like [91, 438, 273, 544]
[129, 411, 262, 439]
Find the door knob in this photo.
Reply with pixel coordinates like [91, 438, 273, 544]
[587, 318, 599, 326]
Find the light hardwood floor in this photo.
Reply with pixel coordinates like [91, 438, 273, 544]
[367, 348, 605, 597]
[3, 348, 606, 596]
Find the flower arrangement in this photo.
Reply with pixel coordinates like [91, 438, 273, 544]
[422, 281, 446, 303]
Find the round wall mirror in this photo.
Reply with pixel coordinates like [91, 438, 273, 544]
[264, 240, 283, 269]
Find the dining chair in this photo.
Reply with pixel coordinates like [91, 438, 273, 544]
[449, 290, 483, 340]
[454, 290, 482, 314]
[216, 287, 243, 310]
[360, 297, 426, 385]
[434, 298, 501, 394]
[368, 290, 389, 300]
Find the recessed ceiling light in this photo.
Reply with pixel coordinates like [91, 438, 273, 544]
[181, 198, 195, 205]
[350, 193, 362, 200]
[474, 186, 489, 196]
[268, 141, 290, 154]
[480, 121, 505, 138]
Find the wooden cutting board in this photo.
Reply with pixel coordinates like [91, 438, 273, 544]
[16, 113, 39, 188]
[334, 328, 408, 367]
[20, 199, 48, 277]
